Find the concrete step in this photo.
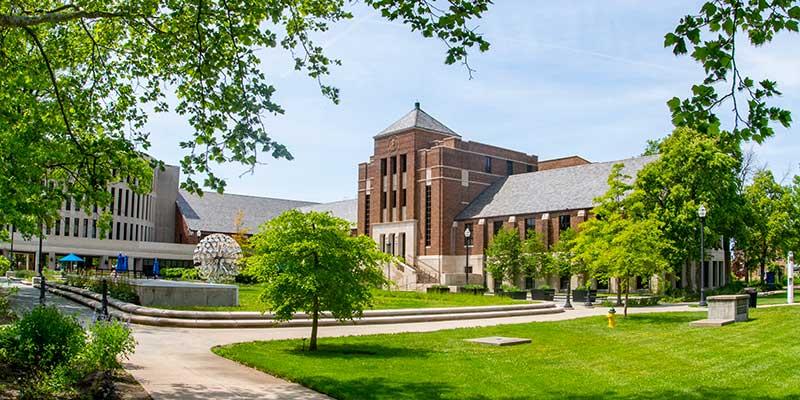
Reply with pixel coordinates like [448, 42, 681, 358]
[43, 283, 563, 328]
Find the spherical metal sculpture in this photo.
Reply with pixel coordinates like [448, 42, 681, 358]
[193, 233, 242, 283]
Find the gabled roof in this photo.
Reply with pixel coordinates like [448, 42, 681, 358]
[456, 155, 658, 220]
[177, 190, 317, 234]
[375, 103, 459, 138]
[298, 199, 358, 226]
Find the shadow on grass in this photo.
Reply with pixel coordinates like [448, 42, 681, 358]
[300, 376, 799, 400]
[285, 343, 434, 360]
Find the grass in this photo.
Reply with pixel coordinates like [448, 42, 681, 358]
[758, 290, 799, 305]
[213, 307, 800, 400]
[156, 285, 524, 312]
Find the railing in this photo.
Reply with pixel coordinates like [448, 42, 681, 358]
[405, 256, 441, 284]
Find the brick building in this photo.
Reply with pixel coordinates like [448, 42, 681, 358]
[357, 104, 727, 292]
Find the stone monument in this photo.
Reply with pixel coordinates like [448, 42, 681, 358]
[690, 294, 750, 327]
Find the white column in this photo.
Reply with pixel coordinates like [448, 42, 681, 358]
[788, 252, 795, 304]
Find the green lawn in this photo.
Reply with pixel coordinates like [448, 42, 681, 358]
[758, 290, 799, 305]
[156, 285, 523, 312]
[213, 307, 800, 400]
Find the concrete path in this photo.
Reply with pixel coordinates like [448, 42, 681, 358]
[6, 281, 96, 326]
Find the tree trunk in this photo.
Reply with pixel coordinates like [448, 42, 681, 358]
[616, 277, 623, 307]
[624, 278, 630, 318]
[309, 296, 319, 351]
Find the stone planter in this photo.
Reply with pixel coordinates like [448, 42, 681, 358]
[572, 289, 598, 303]
[458, 287, 487, 295]
[530, 289, 555, 301]
[501, 291, 528, 300]
[426, 287, 451, 294]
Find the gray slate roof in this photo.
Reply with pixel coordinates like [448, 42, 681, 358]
[298, 199, 358, 225]
[177, 190, 318, 234]
[456, 155, 658, 220]
[375, 104, 459, 138]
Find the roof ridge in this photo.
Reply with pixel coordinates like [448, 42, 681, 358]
[179, 189, 319, 205]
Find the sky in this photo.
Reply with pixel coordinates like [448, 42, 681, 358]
[144, 1, 800, 203]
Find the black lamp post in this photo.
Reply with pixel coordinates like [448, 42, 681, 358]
[698, 204, 707, 307]
[464, 227, 472, 286]
[37, 223, 45, 305]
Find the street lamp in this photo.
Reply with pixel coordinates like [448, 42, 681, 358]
[698, 204, 707, 307]
[464, 227, 472, 286]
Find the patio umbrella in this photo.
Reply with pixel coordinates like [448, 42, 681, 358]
[152, 258, 160, 278]
[116, 253, 126, 273]
[59, 253, 84, 272]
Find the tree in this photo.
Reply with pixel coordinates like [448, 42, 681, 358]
[485, 227, 523, 288]
[550, 228, 582, 301]
[521, 231, 551, 285]
[739, 170, 790, 282]
[665, 0, 797, 144]
[574, 163, 672, 315]
[246, 210, 389, 351]
[0, 0, 492, 238]
[631, 127, 743, 287]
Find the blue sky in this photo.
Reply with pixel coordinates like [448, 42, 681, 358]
[145, 1, 800, 203]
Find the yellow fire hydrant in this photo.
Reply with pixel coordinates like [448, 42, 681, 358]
[607, 307, 617, 329]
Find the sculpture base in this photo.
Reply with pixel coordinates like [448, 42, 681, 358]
[129, 279, 239, 307]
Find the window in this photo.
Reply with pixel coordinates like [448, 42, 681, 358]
[110, 188, 115, 213]
[91, 220, 97, 239]
[46, 225, 51, 235]
[73, 217, 79, 237]
[400, 189, 407, 207]
[116, 189, 122, 216]
[493, 220, 504, 236]
[123, 222, 128, 240]
[464, 223, 473, 246]
[65, 196, 71, 211]
[83, 219, 88, 238]
[525, 218, 535, 239]
[380, 192, 387, 209]
[54, 220, 61, 236]
[506, 160, 514, 175]
[399, 232, 406, 257]
[135, 225, 139, 241]
[527, 164, 534, 173]
[390, 156, 397, 175]
[136, 194, 140, 219]
[484, 156, 492, 173]
[559, 215, 571, 231]
[380, 158, 387, 176]
[364, 194, 371, 235]
[75, 196, 80, 211]
[388, 233, 395, 255]
[124, 190, 129, 217]
[424, 186, 432, 247]
[379, 234, 386, 253]
[400, 154, 407, 173]
[116, 222, 121, 240]
[390, 190, 396, 209]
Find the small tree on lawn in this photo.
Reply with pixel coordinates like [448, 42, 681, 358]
[247, 210, 389, 351]
[550, 228, 583, 301]
[485, 227, 523, 289]
[521, 231, 551, 286]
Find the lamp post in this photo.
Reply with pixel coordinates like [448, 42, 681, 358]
[464, 227, 472, 286]
[38, 223, 45, 305]
[698, 204, 707, 307]
[788, 251, 794, 305]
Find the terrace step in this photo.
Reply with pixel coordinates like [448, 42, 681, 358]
[42, 282, 563, 328]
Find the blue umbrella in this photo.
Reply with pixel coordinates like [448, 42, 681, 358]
[59, 253, 84, 263]
[116, 253, 126, 273]
[152, 258, 160, 277]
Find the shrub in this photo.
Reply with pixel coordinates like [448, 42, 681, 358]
[0, 306, 84, 373]
[64, 273, 91, 288]
[0, 257, 10, 277]
[89, 279, 139, 304]
[78, 320, 136, 374]
[181, 268, 200, 281]
[13, 269, 36, 279]
[501, 285, 525, 293]
[536, 284, 552, 290]
[0, 287, 17, 323]
[462, 284, 485, 290]
[160, 267, 185, 280]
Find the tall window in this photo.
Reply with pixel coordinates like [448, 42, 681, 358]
[400, 189, 407, 207]
[493, 220, 504, 235]
[73, 217, 79, 236]
[424, 186, 432, 247]
[65, 196, 71, 211]
[110, 188, 115, 213]
[484, 156, 492, 173]
[54, 220, 61, 236]
[400, 154, 407, 173]
[116, 222, 121, 240]
[559, 215, 571, 231]
[525, 218, 535, 239]
[91, 220, 97, 239]
[380, 158, 387, 176]
[124, 190, 129, 217]
[390, 190, 396, 209]
[64, 218, 70, 237]
[364, 194, 371, 235]
[506, 160, 514, 175]
[464, 223, 473, 246]
[390, 156, 397, 175]
[116, 189, 122, 216]
[380, 192, 387, 210]
[399, 232, 406, 256]
[123, 222, 128, 240]
[83, 219, 88, 238]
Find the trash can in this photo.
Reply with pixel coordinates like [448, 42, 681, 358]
[744, 288, 758, 308]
